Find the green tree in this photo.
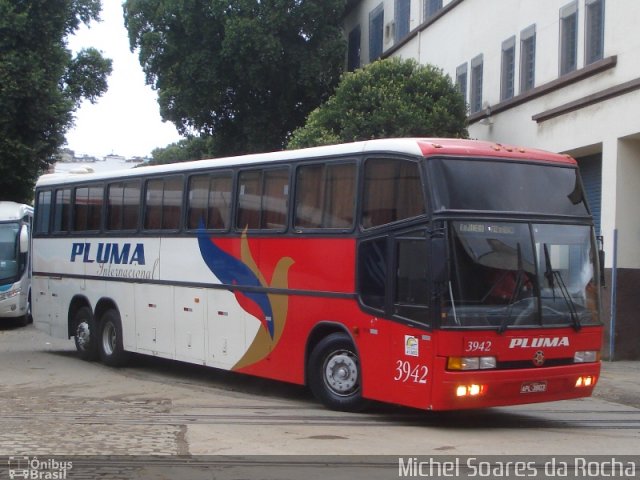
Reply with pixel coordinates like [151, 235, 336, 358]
[124, 0, 345, 158]
[288, 58, 468, 149]
[0, 0, 112, 203]
[149, 136, 215, 165]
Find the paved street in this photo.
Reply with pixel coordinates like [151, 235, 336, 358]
[1, 322, 638, 478]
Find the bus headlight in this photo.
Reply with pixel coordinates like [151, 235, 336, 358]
[574, 351, 599, 363]
[447, 356, 496, 371]
[0, 287, 21, 302]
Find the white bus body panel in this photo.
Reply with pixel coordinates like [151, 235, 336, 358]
[32, 235, 264, 369]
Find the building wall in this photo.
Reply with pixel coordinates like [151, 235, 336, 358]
[345, 0, 640, 359]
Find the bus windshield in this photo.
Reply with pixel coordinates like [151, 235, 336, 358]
[429, 158, 590, 216]
[0, 222, 20, 283]
[442, 221, 600, 329]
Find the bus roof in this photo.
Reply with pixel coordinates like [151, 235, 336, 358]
[0, 201, 33, 220]
[36, 138, 576, 187]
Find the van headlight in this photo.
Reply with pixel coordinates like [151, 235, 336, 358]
[0, 287, 21, 301]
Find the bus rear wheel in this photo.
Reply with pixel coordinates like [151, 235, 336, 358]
[73, 306, 98, 361]
[98, 309, 129, 367]
[308, 332, 366, 412]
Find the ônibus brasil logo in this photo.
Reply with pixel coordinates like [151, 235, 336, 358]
[7, 456, 72, 479]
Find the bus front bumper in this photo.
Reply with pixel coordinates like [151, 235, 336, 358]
[430, 359, 601, 411]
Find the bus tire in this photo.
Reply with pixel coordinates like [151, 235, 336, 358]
[73, 306, 99, 361]
[98, 309, 129, 368]
[17, 292, 32, 327]
[308, 332, 366, 412]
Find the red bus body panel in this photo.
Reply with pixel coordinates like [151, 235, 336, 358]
[221, 236, 602, 411]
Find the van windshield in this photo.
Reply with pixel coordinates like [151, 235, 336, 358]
[0, 222, 20, 283]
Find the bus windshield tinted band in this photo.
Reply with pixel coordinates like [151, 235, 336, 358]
[428, 158, 590, 216]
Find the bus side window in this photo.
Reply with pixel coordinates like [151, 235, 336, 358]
[53, 188, 71, 233]
[74, 187, 89, 231]
[358, 237, 388, 311]
[162, 176, 183, 230]
[107, 181, 140, 231]
[362, 158, 426, 229]
[73, 185, 102, 232]
[35, 190, 52, 234]
[187, 173, 232, 230]
[208, 174, 232, 229]
[394, 236, 429, 324]
[294, 162, 356, 229]
[237, 171, 261, 229]
[143, 176, 183, 231]
[237, 168, 288, 231]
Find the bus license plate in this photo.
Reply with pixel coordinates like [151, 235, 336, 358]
[520, 381, 547, 394]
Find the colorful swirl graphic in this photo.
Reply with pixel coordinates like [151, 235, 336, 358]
[197, 229, 293, 369]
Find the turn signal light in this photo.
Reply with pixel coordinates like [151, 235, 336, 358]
[455, 384, 486, 397]
[575, 375, 596, 388]
[447, 356, 496, 371]
[574, 351, 600, 363]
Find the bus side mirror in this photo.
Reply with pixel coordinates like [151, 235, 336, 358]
[597, 236, 605, 287]
[19, 225, 29, 253]
[430, 236, 447, 285]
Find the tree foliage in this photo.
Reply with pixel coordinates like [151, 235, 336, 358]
[0, 0, 112, 203]
[288, 58, 468, 150]
[149, 136, 215, 165]
[124, 0, 346, 158]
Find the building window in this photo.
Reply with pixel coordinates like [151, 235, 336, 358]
[424, 0, 442, 19]
[501, 36, 516, 101]
[347, 25, 361, 71]
[560, 1, 578, 76]
[585, 0, 605, 65]
[520, 25, 536, 93]
[395, 0, 410, 43]
[369, 4, 384, 62]
[456, 63, 468, 104]
[470, 55, 483, 114]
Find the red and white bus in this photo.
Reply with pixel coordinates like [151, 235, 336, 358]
[32, 138, 603, 411]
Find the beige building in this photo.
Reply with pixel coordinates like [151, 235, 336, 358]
[344, 0, 640, 358]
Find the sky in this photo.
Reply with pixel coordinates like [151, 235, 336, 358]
[64, 2, 183, 159]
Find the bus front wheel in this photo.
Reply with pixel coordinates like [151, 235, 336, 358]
[308, 332, 366, 412]
[98, 309, 129, 367]
[73, 306, 98, 361]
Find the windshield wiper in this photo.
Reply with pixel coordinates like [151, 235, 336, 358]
[543, 244, 581, 331]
